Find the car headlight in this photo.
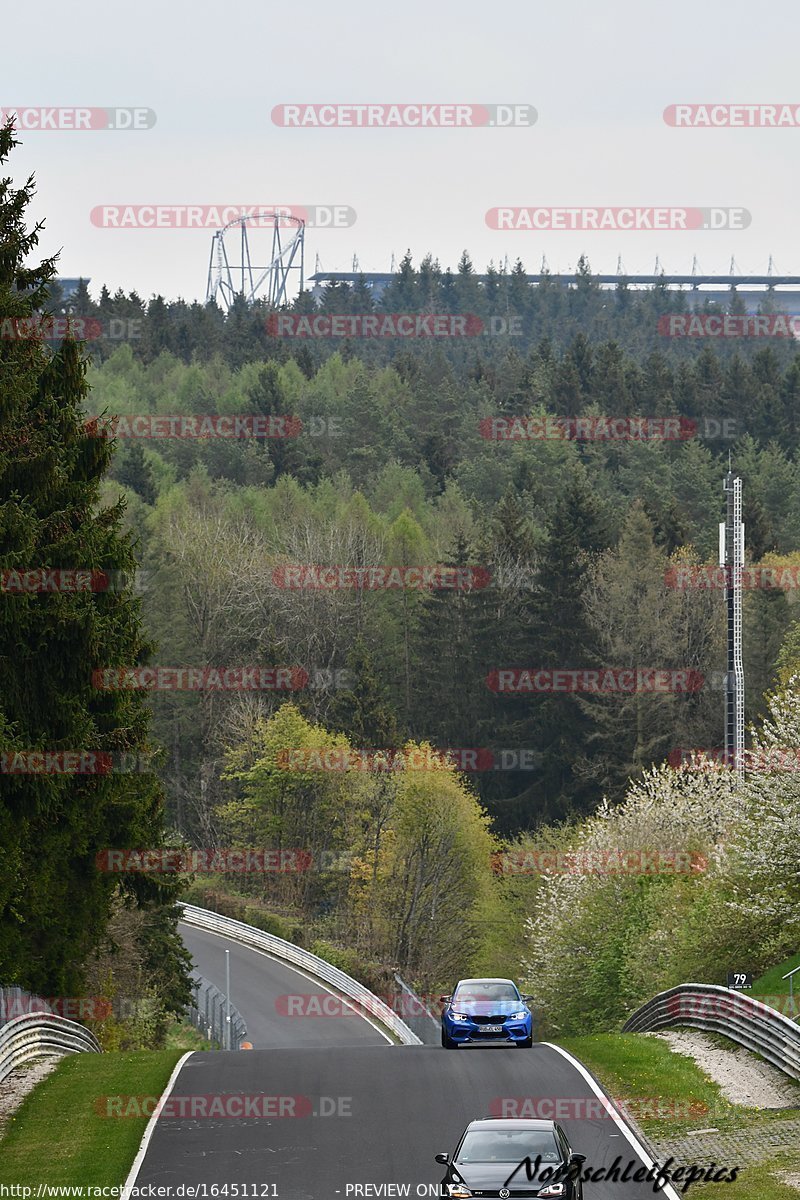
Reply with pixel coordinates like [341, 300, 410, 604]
[510, 1010, 528, 1020]
[539, 1184, 565, 1198]
[447, 1186, 472, 1199]
[450, 1012, 469, 1021]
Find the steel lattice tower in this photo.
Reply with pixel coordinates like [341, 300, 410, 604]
[206, 212, 305, 310]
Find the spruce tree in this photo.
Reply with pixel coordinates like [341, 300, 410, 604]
[0, 122, 182, 994]
[116, 442, 157, 505]
[517, 467, 611, 823]
[411, 533, 489, 749]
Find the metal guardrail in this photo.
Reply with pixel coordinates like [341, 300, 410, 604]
[188, 971, 247, 1049]
[394, 973, 440, 1045]
[622, 983, 800, 1081]
[0, 986, 54, 1028]
[0, 1013, 101, 1083]
[180, 904, 422, 1045]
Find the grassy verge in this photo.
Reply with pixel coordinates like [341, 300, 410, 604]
[164, 1019, 212, 1051]
[752, 954, 800, 1018]
[558, 1033, 800, 1199]
[719, 1164, 800, 1200]
[559, 1033, 733, 1137]
[0, 1049, 184, 1186]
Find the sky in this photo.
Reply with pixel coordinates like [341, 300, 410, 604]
[4, 0, 800, 303]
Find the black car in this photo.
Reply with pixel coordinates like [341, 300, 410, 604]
[435, 1118, 585, 1198]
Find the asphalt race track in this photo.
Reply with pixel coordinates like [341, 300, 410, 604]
[134, 1044, 675, 1199]
[180, 923, 387, 1049]
[133, 925, 678, 1198]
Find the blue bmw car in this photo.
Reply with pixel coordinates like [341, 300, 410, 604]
[440, 977, 534, 1048]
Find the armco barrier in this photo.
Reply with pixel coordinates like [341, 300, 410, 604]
[179, 904, 422, 1045]
[0, 1013, 101, 1083]
[394, 973, 440, 1045]
[0, 986, 54, 1028]
[623, 984, 800, 1081]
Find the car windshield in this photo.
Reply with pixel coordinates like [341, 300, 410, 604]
[454, 983, 520, 1003]
[456, 1130, 561, 1164]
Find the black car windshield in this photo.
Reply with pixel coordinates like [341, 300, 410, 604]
[456, 1130, 561, 1164]
[453, 983, 520, 1003]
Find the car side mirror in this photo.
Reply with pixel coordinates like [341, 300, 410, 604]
[569, 1153, 586, 1166]
[523, 995, 534, 1004]
[439, 995, 451, 1004]
[435, 1153, 449, 1164]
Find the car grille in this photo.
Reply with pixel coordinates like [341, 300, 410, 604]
[471, 1014, 508, 1025]
[468, 1190, 540, 1197]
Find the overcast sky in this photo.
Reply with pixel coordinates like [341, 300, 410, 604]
[5, 0, 800, 302]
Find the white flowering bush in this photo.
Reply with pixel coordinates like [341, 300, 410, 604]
[520, 762, 742, 1033]
[723, 674, 800, 954]
[520, 676, 800, 1034]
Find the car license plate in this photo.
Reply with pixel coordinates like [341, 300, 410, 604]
[484, 1024, 504, 1033]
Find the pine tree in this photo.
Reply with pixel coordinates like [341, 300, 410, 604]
[517, 467, 611, 823]
[327, 637, 401, 746]
[116, 442, 157, 505]
[411, 533, 489, 749]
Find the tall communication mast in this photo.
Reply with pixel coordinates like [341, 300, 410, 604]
[720, 470, 745, 778]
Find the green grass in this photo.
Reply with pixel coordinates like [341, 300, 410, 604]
[718, 1163, 800, 1200]
[164, 1019, 212, 1052]
[557, 1033, 800, 1199]
[0, 1049, 185, 1186]
[752, 952, 800, 998]
[558, 1032, 732, 1135]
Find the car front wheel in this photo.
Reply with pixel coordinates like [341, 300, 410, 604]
[516, 1035, 533, 1048]
[441, 1028, 457, 1049]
